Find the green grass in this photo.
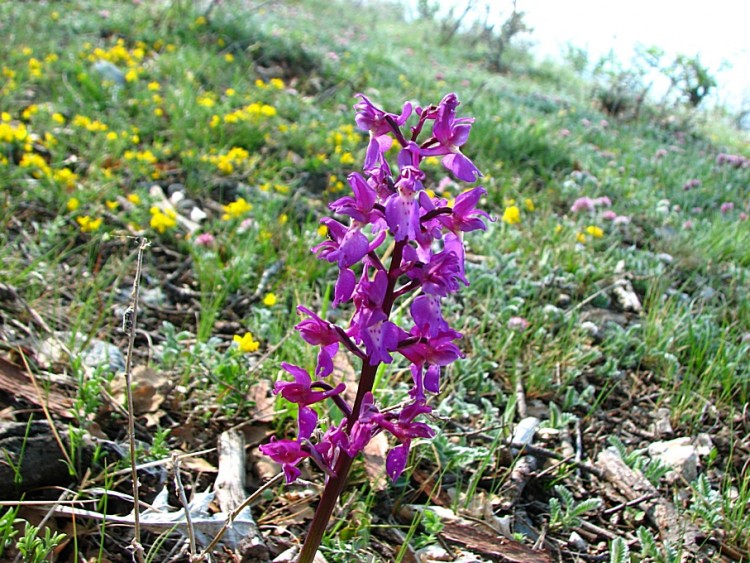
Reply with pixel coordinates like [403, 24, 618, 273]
[1, 0, 750, 561]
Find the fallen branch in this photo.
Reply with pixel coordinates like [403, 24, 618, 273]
[596, 448, 704, 559]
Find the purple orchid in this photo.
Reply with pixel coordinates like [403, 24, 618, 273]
[263, 93, 489, 563]
[274, 362, 346, 439]
[258, 438, 310, 484]
[439, 186, 493, 233]
[354, 94, 412, 170]
[420, 93, 482, 182]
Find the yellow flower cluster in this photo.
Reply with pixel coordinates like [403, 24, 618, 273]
[222, 197, 253, 220]
[502, 205, 521, 225]
[19, 153, 51, 178]
[150, 206, 177, 233]
[258, 182, 290, 194]
[255, 78, 285, 90]
[84, 38, 147, 66]
[204, 146, 251, 175]
[2, 67, 17, 94]
[53, 168, 77, 189]
[72, 115, 109, 132]
[124, 149, 158, 164]
[77, 215, 103, 233]
[197, 93, 216, 108]
[0, 120, 29, 143]
[233, 332, 260, 353]
[222, 102, 277, 125]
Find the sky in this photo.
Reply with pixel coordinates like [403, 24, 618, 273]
[404, 0, 750, 111]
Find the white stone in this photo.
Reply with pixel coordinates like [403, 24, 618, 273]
[648, 439, 698, 482]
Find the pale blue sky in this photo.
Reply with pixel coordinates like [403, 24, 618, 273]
[404, 0, 750, 111]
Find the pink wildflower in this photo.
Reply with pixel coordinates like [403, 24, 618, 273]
[571, 197, 595, 213]
[194, 232, 216, 246]
[507, 316, 530, 332]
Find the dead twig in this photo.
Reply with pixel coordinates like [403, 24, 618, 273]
[124, 237, 149, 563]
[173, 454, 197, 558]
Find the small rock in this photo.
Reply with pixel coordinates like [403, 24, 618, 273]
[656, 253, 674, 264]
[698, 286, 716, 300]
[580, 321, 599, 338]
[556, 293, 571, 307]
[648, 438, 698, 482]
[92, 60, 125, 86]
[568, 531, 588, 551]
[37, 332, 124, 373]
[653, 408, 674, 437]
[83, 339, 125, 373]
[167, 183, 186, 196]
[415, 545, 451, 562]
[693, 433, 714, 457]
[543, 304, 564, 320]
[512, 417, 540, 446]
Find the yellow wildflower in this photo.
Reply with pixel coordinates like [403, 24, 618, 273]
[222, 197, 253, 220]
[585, 225, 604, 238]
[66, 197, 80, 212]
[124, 68, 138, 83]
[269, 78, 285, 89]
[263, 293, 277, 306]
[317, 224, 328, 237]
[576, 232, 587, 244]
[21, 105, 38, 120]
[197, 94, 215, 107]
[502, 205, 521, 225]
[147, 81, 160, 91]
[106, 200, 119, 210]
[233, 332, 260, 353]
[524, 198, 535, 212]
[224, 53, 234, 63]
[52, 112, 65, 124]
[150, 206, 177, 233]
[53, 168, 77, 188]
[127, 193, 141, 205]
[77, 215, 103, 233]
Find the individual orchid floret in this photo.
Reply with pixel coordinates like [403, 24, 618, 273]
[438, 186, 492, 233]
[407, 233, 469, 296]
[372, 401, 435, 481]
[258, 438, 310, 484]
[329, 172, 383, 227]
[274, 362, 346, 439]
[312, 218, 370, 269]
[354, 93, 412, 169]
[420, 93, 482, 182]
[385, 166, 425, 241]
[359, 312, 401, 366]
[295, 306, 344, 377]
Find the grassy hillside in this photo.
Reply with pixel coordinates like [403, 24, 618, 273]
[1, 0, 749, 561]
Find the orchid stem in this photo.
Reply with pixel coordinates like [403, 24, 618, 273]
[297, 240, 406, 563]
